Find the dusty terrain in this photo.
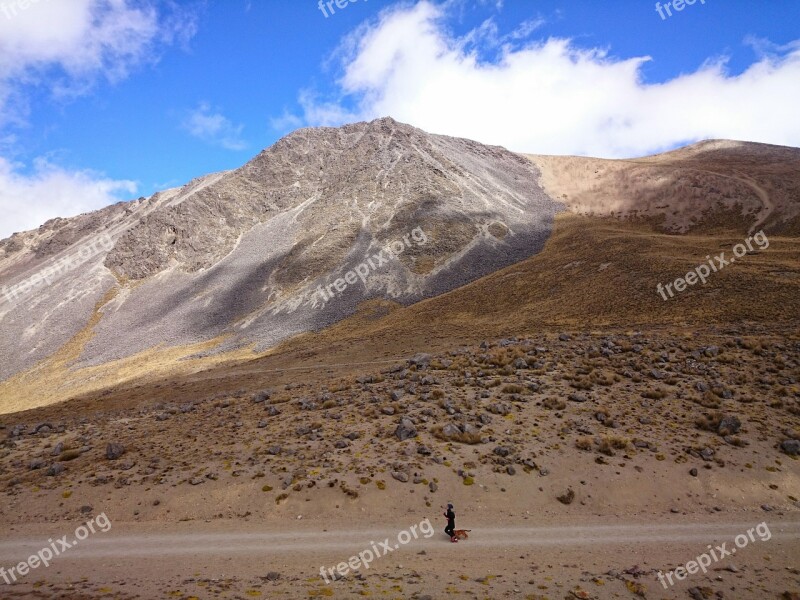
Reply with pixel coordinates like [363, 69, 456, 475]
[1, 326, 798, 598]
[1, 518, 798, 599]
[526, 139, 800, 234]
[0, 125, 798, 599]
[2, 130, 799, 415]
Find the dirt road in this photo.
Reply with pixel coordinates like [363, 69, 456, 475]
[1, 516, 798, 599]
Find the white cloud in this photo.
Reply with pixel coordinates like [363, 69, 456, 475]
[0, 0, 196, 122]
[296, 1, 800, 158]
[0, 0, 197, 239]
[0, 157, 136, 239]
[182, 103, 248, 151]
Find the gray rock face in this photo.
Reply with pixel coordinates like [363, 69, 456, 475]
[781, 439, 800, 456]
[0, 117, 562, 382]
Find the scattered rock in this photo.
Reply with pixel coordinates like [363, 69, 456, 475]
[409, 353, 432, 367]
[394, 418, 417, 441]
[493, 446, 511, 457]
[46, 463, 65, 477]
[252, 391, 271, 403]
[441, 423, 462, 438]
[780, 439, 800, 456]
[105, 443, 126, 460]
[717, 415, 741, 435]
[688, 587, 714, 600]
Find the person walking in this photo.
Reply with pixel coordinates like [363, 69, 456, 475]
[443, 503, 457, 543]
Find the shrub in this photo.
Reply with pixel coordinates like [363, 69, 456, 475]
[556, 488, 575, 505]
[340, 482, 359, 498]
[607, 436, 629, 450]
[543, 397, 566, 410]
[570, 379, 593, 391]
[431, 426, 482, 445]
[641, 388, 667, 400]
[597, 438, 615, 456]
[59, 450, 82, 462]
[695, 412, 722, 432]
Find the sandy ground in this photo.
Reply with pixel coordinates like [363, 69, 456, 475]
[0, 515, 798, 599]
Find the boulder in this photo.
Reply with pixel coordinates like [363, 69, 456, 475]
[106, 443, 126, 460]
[781, 439, 800, 456]
[394, 418, 417, 441]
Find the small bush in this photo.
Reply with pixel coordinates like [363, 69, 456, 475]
[556, 488, 575, 505]
[59, 450, 82, 462]
[543, 397, 566, 410]
[641, 388, 667, 400]
[570, 379, 593, 391]
[432, 426, 483, 445]
[339, 482, 358, 498]
[695, 412, 722, 432]
[693, 391, 721, 409]
[597, 438, 615, 456]
[606, 436, 629, 450]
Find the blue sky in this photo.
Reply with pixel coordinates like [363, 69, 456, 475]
[0, 0, 798, 238]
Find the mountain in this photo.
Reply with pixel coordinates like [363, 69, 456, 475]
[0, 119, 799, 414]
